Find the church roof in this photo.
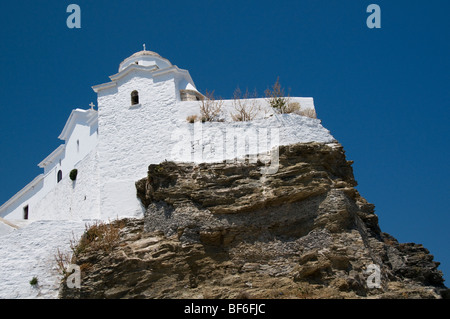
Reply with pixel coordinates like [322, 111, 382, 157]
[128, 50, 163, 59]
[93, 48, 195, 93]
[118, 49, 172, 72]
[58, 108, 98, 142]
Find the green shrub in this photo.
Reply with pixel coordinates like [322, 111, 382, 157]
[29, 277, 38, 286]
[70, 169, 78, 181]
[265, 77, 290, 113]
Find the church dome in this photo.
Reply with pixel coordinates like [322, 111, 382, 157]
[118, 48, 173, 72]
[128, 50, 163, 59]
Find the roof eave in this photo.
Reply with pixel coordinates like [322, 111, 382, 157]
[0, 174, 45, 213]
[109, 64, 159, 82]
[92, 81, 117, 93]
[38, 144, 66, 168]
[92, 65, 194, 93]
[58, 109, 98, 141]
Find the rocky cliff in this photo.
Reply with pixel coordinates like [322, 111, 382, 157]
[59, 142, 448, 299]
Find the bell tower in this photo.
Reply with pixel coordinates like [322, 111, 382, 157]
[91, 48, 201, 219]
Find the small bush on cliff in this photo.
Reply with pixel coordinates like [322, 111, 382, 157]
[55, 219, 126, 277]
[265, 77, 290, 114]
[74, 220, 125, 256]
[55, 247, 73, 277]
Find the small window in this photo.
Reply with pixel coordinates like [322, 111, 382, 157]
[57, 170, 63, 183]
[77, 140, 80, 153]
[23, 205, 29, 220]
[131, 90, 139, 105]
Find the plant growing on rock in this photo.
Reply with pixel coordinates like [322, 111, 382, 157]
[75, 219, 126, 256]
[55, 247, 74, 277]
[265, 77, 290, 114]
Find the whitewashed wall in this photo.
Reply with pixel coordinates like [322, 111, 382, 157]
[33, 150, 100, 221]
[97, 70, 179, 219]
[0, 112, 98, 222]
[0, 220, 14, 237]
[97, 76, 334, 219]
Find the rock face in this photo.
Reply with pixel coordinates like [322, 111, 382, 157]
[59, 142, 448, 299]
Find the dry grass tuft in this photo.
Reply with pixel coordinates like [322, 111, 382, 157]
[186, 114, 200, 123]
[54, 219, 126, 277]
[281, 101, 317, 119]
[298, 108, 317, 119]
[231, 87, 260, 122]
[76, 219, 126, 254]
[199, 90, 224, 122]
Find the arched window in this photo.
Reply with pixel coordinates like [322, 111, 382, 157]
[131, 90, 139, 105]
[57, 170, 63, 183]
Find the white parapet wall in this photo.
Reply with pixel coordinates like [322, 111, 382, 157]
[176, 97, 316, 122]
[0, 97, 333, 222]
[98, 111, 336, 220]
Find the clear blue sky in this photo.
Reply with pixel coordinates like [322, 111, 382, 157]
[0, 1, 449, 283]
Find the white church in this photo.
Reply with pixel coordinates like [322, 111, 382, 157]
[0, 48, 334, 229]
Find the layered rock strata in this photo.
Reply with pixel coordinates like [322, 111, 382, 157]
[60, 142, 447, 299]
